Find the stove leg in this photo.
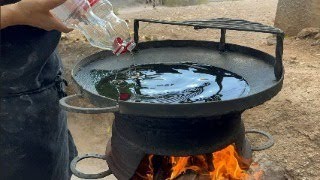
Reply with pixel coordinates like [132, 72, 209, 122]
[153, 156, 172, 180]
[205, 153, 214, 171]
[234, 120, 253, 170]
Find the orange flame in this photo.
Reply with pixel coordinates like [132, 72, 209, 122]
[211, 145, 248, 179]
[133, 144, 253, 180]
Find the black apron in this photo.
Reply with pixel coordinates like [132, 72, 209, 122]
[0, 1, 77, 179]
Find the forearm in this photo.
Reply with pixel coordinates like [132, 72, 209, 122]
[0, 4, 21, 29]
[0, 0, 71, 32]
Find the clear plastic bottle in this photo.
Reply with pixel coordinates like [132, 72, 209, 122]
[89, 0, 135, 55]
[51, 0, 135, 55]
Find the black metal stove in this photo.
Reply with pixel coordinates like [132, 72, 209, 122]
[107, 113, 252, 180]
[61, 18, 284, 179]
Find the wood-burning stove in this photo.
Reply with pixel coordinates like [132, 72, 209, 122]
[61, 18, 284, 179]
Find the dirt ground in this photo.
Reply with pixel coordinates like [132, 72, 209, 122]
[58, 0, 320, 179]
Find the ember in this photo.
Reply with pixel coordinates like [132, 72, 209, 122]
[133, 145, 251, 180]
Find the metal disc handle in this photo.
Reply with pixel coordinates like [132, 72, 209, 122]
[245, 129, 274, 151]
[59, 94, 119, 114]
[70, 154, 112, 179]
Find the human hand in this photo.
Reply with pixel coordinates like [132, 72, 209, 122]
[1, 0, 73, 32]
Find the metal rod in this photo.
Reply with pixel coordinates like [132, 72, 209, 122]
[134, 20, 140, 51]
[219, 29, 226, 52]
[275, 33, 284, 80]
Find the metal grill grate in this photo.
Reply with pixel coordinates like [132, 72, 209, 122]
[133, 18, 284, 81]
[135, 18, 284, 34]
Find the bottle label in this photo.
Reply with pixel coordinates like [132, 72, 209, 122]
[113, 37, 124, 55]
[88, 0, 100, 6]
[82, 0, 99, 11]
[113, 37, 136, 55]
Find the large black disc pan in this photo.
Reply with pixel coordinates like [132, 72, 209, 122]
[60, 18, 284, 118]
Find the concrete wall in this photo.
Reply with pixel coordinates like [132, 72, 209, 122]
[275, 0, 320, 36]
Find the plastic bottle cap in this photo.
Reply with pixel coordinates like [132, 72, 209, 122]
[119, 93, 131, 100]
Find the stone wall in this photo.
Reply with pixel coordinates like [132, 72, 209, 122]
[275, 0, 320, 36]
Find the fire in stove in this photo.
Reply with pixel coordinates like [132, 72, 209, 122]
[133, 145, 251, 180]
